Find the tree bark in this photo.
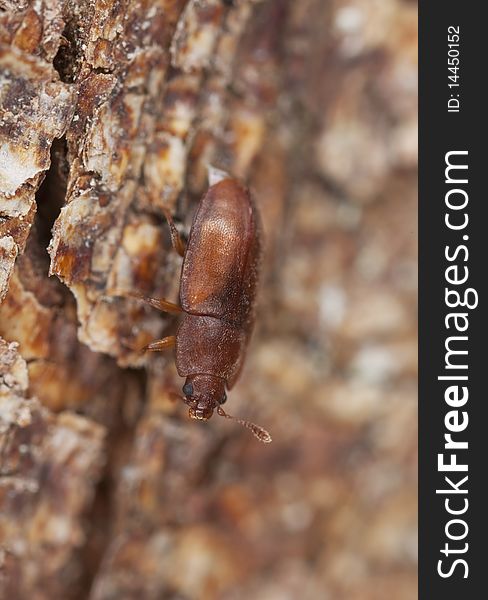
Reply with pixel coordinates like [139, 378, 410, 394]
[1, 1, 417, 599]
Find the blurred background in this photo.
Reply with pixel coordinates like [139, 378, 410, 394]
[0, 0, 417, 598]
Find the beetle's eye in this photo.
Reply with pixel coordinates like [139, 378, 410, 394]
[183, 382, 193, 397]
[220, 391, 227, 405]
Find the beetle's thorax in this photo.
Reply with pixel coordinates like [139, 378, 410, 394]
[183, 374, 227, 421]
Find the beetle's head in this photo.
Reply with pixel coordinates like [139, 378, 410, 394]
[183, 374, 227, 421]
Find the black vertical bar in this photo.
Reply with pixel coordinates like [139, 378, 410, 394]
[419, 2, 486, 597]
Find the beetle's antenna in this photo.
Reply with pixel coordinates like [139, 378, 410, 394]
[216, 406, 272, 443]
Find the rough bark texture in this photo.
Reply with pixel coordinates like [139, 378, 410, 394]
[1, 1, 417, 599]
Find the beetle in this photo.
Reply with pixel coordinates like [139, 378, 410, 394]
[120, 171, 271, 443]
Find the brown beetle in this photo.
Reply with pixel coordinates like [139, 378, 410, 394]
[121, 172, 271, 443]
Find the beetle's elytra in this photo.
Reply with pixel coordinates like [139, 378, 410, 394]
[121, 174, 271, 443]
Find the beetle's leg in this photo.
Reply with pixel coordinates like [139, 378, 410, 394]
[111, 290, 183, 314]
[136, 295, 182, 314]
[162, 207, 186, 257]
[142, 336, 176, 352]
